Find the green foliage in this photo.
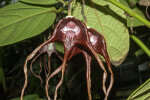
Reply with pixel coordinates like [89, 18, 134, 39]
[130, 35, 150, 57]
[128, 78, 150, 100]
[120, 0, 146, 27]
[0, 2, 56, 46]
[55, 42, 64, 53]
[11, 94, 41, 100]
[72, 0, 129, 66]
[109, 0, 150, 27]
[128, 0, 138, 7]
[19, 0, 58, 5]
[0, 0, 150, 99]
[126, 7, 146, 27]
[134, 49, 144, 57]
[0, 0, 149, 65]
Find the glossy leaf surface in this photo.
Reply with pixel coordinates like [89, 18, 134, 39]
[0, 2, 56, 46]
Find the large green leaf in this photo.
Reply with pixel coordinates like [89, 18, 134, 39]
[127, 78, 150, 100]
[11, 94, 40, 100]
[0, 2, 56, 46]
[19, 0, 58, 5]
[72, 0, 129, 66]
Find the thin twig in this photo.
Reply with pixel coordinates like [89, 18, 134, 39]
[81, 0, 87, 23]
[146, 6, 150, 20]
[68, 0, 74, 16]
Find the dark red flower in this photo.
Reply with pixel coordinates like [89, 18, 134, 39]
[21, 17, 113, 100]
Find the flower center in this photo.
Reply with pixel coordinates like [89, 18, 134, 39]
[60, 21, 81, 38]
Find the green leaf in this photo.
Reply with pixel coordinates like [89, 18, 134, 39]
[19, 0, 58, 5]
[127, 7, 146, 27]
[134, 49, 144, 57]
[55, 42, 64, 53]
[72, 0, 129, 66]
[120, 0, 146, 27]
[128, 78, 150, 100]
[0, 2, 56, 46]
[11, 94, 41, 100]
[128, 0, 138, 7]
[119, 0, 130, 7]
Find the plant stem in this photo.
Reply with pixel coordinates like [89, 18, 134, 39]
[130, 35, 150, 57]
[53, 7, 64, 13]
[108, 0, 150, 28]
[68, 0, 74, 16]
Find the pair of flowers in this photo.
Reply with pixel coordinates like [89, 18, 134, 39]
[21, 16, 114, 100]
